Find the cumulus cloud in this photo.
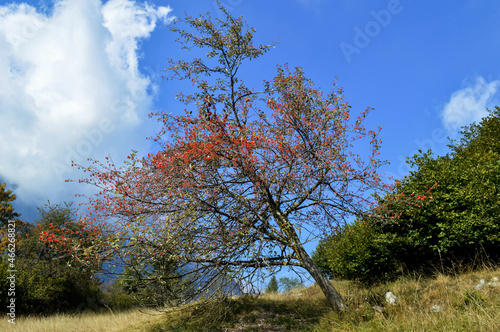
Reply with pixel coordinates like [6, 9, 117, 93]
[0, 0, 173, 203]
[441, 76, 500, 132]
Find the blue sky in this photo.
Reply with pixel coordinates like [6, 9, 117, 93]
[1, 1, 500, 230]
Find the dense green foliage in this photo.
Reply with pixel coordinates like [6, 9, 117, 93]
[0, 183, 19, 226]
[0, 199, 103, 314]
[312, 220, 398, 283]
[314, 107, 500, 283]
[107, 250, 181, 308]
[0, 185, 187, 314]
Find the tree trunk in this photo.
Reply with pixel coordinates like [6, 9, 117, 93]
[273, 211, 344, 311]
[294, 242, 344, 312]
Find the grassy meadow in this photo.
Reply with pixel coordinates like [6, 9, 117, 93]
[3, 266, 499, 331]
[0, 308, 164, 332]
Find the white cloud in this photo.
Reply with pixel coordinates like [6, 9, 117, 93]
[0, 0, 174, 203]
[441, 76, 499, 133]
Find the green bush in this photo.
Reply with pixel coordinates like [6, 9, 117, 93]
[15, 258, 102, 314]
[314, 107, 500, 283]
[0, 202, 104, 315]
[101, 280, 141, 310]
[313, 220, 398, 284]
[278, 276, 304, 293]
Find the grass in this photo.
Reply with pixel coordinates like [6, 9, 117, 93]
[4, 266, 500, 331]
[0, 308, 163, 332]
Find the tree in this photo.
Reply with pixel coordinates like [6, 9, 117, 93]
[371, 106, 500, 271]
[17, 202, 103, 313]
[278, 276, 304, 293]
[36, 202, 104, 273]
[312, 219, 398, 284]
[266, 276, 279, 293]
[109, 241, 182, 308]
[0, 183, 18, 222]
[0, 183, 21, 311]
[0, 199, 104, 314]
[0, 183, 18, 223]
[314, 107, 500, 282]
[0, 182, 20, 249]
[75, 3, 388, 312]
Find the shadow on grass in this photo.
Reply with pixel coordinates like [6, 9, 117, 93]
[139, 267, 500, 332]
[146, 288, 333, 331]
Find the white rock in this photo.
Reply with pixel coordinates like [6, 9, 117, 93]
[487, 277, 499, 287]
[372, 305, 384, 313]
[431, 305, 441, 313]
[385, 291, 397, 305]
[475, 279, 485, 290]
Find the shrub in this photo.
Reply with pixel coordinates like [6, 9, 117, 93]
[314, 107, 500, 283]
[313, 219, 399, 284]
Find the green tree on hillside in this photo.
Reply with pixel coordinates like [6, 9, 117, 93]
[278, 276, 304, 293]
[266, 276, 279, 293]
[314, 107, 500, 283]
[0, 183, 19, 224]
[1, 201, 103, 314]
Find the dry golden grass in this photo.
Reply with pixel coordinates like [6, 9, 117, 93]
[353, 268, 500, 332]
[315, 266, 500, 332]
[0, 308, 162, 332]
[3, 266, 499, 331]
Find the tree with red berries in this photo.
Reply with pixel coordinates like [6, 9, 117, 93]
[76, 4, 388, 311]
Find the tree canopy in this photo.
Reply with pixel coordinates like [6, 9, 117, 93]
[314, 107, 500, 283]
[0, 183, 19, 226]
[68, 3, 389, 311]
[0, 198, 103, 314]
